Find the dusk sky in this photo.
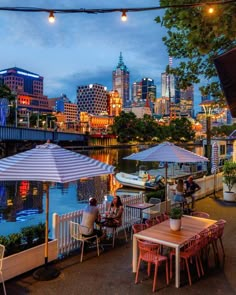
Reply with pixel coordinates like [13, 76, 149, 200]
[0, 1, 202, 111]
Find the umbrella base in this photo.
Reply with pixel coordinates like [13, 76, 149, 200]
[33, 266, 60, 281]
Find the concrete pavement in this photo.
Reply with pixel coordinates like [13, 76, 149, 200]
[2, 192, 236, 295]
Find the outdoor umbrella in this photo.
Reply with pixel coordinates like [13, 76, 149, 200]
[124, 141, 209, 209]
[0, 142, 115, 279]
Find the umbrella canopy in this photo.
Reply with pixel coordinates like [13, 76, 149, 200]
[124, 141, 209, 163]
[0, 142, 114, 182]
[0, 142, 115, 279]
[124, 142, 209, 209]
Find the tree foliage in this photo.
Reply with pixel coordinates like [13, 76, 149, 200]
[156, 0, 236, 102]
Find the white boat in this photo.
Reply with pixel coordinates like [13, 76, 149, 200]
[115, 171, 165, 190]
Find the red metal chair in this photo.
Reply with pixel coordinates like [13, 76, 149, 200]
[191, 211, 210, 218]
[215, 219, 226, 257]
[132, 223, 146, 234]
[135, 239, 169, 292]
[170, 234, 203, 286]
[145, 218, 160, 228]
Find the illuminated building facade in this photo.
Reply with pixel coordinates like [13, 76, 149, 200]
[77, 84, 108, 118]
[0, 67, 51, 126]
[107, 90, 122, 116]
[112, 52, 130, 107]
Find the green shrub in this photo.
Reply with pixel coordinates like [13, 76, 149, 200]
[145, 189, 165, 202]
[170, 207, 183, 219]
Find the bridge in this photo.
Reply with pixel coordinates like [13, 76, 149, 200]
[0, 126, 87, 156]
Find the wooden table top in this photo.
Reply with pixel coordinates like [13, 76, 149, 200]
[126, 203, 155, 210]
[134, 215, 217, 247]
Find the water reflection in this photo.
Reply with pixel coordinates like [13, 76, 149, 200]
[0, 145, 204, 235]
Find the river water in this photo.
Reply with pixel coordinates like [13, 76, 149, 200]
[0, 144, 203, 236]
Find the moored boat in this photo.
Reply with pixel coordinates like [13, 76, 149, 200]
[115, 171, 165, 190]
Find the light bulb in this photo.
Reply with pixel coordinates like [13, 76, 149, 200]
[208, 7, 214, 14]
[49, 11, 55, 23]
[121, 11, 127, 22]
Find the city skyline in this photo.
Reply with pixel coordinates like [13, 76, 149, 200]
[0, 0, 203, 112]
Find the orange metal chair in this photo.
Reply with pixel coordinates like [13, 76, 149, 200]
[170, 234, 203, 286]
[135, 239, 169, 292]
[215, 219, 226, 257]
[145, 218, 160, 228]
[191, 211, 210, 218]
[132, 223, 146, 234]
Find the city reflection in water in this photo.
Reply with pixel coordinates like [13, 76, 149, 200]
[0, 145, 202, 235]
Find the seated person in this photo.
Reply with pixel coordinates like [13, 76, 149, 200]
[174, 179, 186, 205]
[103, 195, 124, 227]
[81, 197, 102, 237]
[184, 176, 201, 209]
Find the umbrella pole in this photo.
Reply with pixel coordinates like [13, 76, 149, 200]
[165, 163, 168, 212]
[45, 183, 49, 265]
[33, 183, 60, 281]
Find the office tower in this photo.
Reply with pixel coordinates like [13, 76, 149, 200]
[161, 72, 179, 102]
[132, 81, 142, 103]
[77, 83, 108, 118]
[141, 78, 156, 101]
[112, 52, 130, 107]
[0, 67, 51, 127]
[180, 85, 194, 117]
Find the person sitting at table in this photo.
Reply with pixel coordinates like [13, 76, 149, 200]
[184, 175, 201, 209]
[174, 179, 186, 207]
[104, 195, 124, 227]
[81, 197, 103, 238]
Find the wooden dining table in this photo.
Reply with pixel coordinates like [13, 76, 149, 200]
[133, 215, 217, 288]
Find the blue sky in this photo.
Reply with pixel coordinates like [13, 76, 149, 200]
[0, 0, 202, 112]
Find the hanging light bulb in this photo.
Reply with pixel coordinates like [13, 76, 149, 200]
[208, 6, 214, 14]
[48, 11, 55, 23]
[121, 10, 127, 22]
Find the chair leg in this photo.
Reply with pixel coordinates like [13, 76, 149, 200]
[152, 264, 158, 292]
[170, 253, 173, 279]
[0, 273, 6, 295]
[219, 238, 225, 257]
[165, 260, 169, 285]
[185, 258, 192, 286]
[135, 258, 141, 284]
[112, 228, 116, 248]
[80, 241, 85, 263]
[96, 237, 100, 257]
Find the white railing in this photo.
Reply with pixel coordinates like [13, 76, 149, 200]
[52, 192, 144, 257]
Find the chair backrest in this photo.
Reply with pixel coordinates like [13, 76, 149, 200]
[132, 223, 146, 234]
[149, 198, 161, 205]
[216, 219, 226, 238]
[145, 218, 160, 228]
[199, 229, 210, 248]
[0, 244, 5, 271]
[191, 211, 210, 218]
[70, 221, 83, 240]
[208, 224, 218, 242]
[137, 239, 161, 262]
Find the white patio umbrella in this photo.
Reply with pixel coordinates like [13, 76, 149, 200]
[124, 142, 209, 209]
[0, 142, 115, 279]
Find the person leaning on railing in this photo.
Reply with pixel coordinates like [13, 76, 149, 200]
[184, 176, 201, 209]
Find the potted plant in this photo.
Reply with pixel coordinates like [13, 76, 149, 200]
[169, 207, 183, 231]
[223, 160, 236, 202]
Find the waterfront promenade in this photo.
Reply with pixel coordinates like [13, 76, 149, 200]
[3, 192, 236, 295]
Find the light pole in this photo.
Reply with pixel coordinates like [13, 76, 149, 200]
[199, 100, 215, 175]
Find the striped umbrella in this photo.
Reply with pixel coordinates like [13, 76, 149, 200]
[124, 141, 209, 208]
[0, 142, 114, 279]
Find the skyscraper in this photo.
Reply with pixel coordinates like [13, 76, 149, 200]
[77, 83, 108, 118]
[112, 52, 130, 107]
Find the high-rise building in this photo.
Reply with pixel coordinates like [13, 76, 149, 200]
[77, 84, 108, 118]
[0, 67, 51, 126]
[112, 52, 130, 107]
[132, 78, 156, 104]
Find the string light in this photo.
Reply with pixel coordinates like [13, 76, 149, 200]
[121, 10, 127, 22]
[208, 6, 215, 14]
[48, 11, 55, 23]
[0, 0, 233, 21]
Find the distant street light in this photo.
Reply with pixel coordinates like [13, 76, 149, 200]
[199, 100, 215, 175]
